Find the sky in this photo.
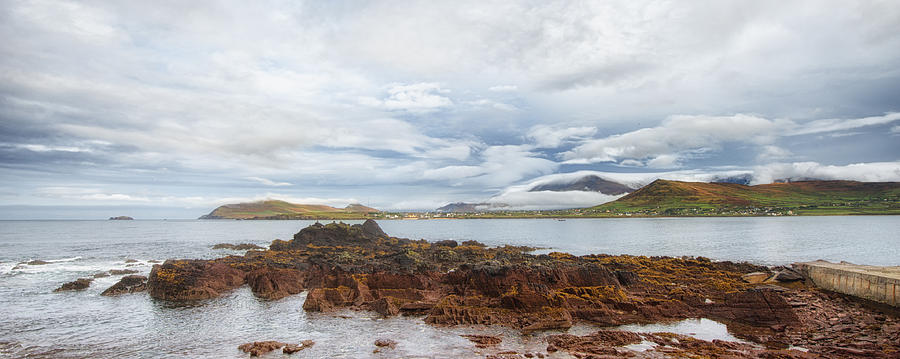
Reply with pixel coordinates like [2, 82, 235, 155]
[1, 0, 900, 219]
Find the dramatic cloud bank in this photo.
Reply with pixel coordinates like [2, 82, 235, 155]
[1, 1, 898, 217]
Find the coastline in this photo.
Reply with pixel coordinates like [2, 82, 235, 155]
[132, 220, 898, 357]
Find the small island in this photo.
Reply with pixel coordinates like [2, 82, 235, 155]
[108, 216, 134, 220]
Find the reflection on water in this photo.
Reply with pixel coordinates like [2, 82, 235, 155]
[612, 318, 749, 343]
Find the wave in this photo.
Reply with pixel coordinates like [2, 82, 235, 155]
[2, 257, 154, 277]
[44, 256, 82, 263]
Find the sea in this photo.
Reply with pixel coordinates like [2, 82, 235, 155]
[0, 216, 897, 358]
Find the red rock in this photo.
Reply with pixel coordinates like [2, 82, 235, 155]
[370, 297, 399, 316]
[148, 260, 245, 301]
[109, 269, 139, 275]
[742, 272, 771, 284]
[374, 339, 397, 348]
[237, 341, 285, 356]
[709, 288, 799, 327]
[245, 267, 303, 300]
[282, 340, 313, 354]
[54, 278, 92, 292]
[101, 275, 147, 296]
[461, 334, 502, 348]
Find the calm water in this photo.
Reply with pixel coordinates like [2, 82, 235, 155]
[0, 217, 897, 358]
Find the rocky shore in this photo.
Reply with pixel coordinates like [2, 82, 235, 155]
[145, 220, 899, 358]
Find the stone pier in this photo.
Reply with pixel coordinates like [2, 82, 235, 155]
[793, 260, 900, 307]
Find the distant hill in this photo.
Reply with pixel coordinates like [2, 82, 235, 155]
[588, 179, 900, 216]
[435, 202, 510, 212]
[200, 200, 380, 220]
[530, 175, 634, 194]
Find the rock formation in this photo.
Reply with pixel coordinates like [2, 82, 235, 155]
[54, 278, 92, 292]
[148, 260, 244, 301]
[212, 243, 265, 250]
[147, 220, 900, 357]
[237, 341, 285, 356]
[101, 275, 148, 296]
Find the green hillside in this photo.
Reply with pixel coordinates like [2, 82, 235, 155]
[199, 200, 380, 220]
[585, 180, 900, 216]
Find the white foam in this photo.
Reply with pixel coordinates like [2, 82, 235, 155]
[0, 262, 17, 275]
[623, 340, 658, 352]
[7, 257, 151, 276]
[612, 318, 749, 343]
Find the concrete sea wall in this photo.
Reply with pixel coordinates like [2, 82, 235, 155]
[793, 260, 899, 307]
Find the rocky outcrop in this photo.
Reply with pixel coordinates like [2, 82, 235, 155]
[238, 340, 313, 356]
[270, 220, 388, 251]
[708, 287, 799, 327]
[212, 243, 265, 250]
[148, 260, 245, 300]
[54, 278, 92, 292]
[146, 220, 899, 357]
[109, 269, 138, 275]
[546, 330, 818, 358]
[237, 341, 285, 356]
[282, 340, 314, 354]
[108, 216, 133, 220]
[245, 267, 303, 300]
[101, 275, 148, 296]
[373, 339, 397, 349]
[462, 335, 502, 348]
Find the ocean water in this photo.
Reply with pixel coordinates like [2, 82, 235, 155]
[0, 217, 897, 358]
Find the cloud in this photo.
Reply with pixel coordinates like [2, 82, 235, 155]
[539, 62, 654, 91]
[646, 154, 681, 169]
[756, 145, 793, 162]
[246, 177, 292, 187]
[1, 1, 899, 216]
[359, 83, 453, 113]
[34, 187, 150, 202]
[562, 112, 900, 167]
[15, 144, 91, 153]
[489, 85, 517, 92]
[527, 125, 597, 148]
[562, 114, 782, 165]
[466, 99, 517, 111]
[489, 190, 625, 210]
[421, 145, 558, 188]
[788, 113, 900, 136]
[751, 161, 900, 184]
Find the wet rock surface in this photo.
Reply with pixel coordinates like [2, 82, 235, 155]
[148, 220, 900, 358]
[148, 260, 245, 300]
[373, 338, 397, 348]
[109, 269, 139, 275]
[547, 330, 820, 358]
[101, 275, 148, 296]
[245, 267, 303, 300]
[54, 278, 92, 292]
[237, 341, 285, 356]
[462, 334, 502, 348]
[282, 340, 314, 354]
[212, 243, 265, 250]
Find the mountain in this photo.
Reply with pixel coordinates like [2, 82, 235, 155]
[710, 174, 753, 185]
[199, 200, 380, 219]
[589, 179, 900, 215]
[530, 175, 634, 194]
[435, 202, 510, 212]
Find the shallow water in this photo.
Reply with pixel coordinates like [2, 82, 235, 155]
[0, 217, 897, 357]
